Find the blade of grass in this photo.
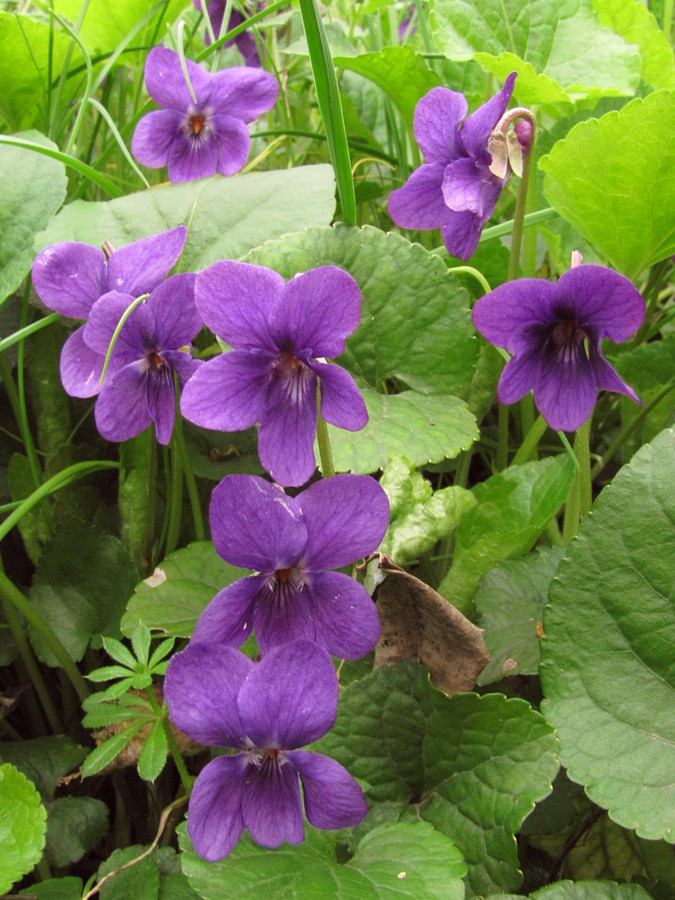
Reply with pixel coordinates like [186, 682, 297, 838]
[298, 0, 356, 225]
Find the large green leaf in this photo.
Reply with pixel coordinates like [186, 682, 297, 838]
[0, 763, 47, 895]
[315, 660, 559, 895]
[0, 131, 67, 304]
[28, 519, 139, 665]
[121, 541, 246, 639]
[35, 166, 337, 273]
[439, 456, 576, 613]
[179, 820, 466, 899]
[18, 877, 84, 899]
[324, 388, 478, 475]
[0, 736, 86, 801]
[429, 0, 640, 105]
[540, 91, 675, 280]
[334, 47, 442, 133]
[246, 225, 478, 396]
[541, 427, 675, 843]
[475, 546, 566, 685]
[45, 797, 109, 868]
[0, 13, 84, 132]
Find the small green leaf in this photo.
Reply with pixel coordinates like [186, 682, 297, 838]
[528, 882, 653, 899]
[36, 166, 337, 274]
[87, 665, 135, 683]
[137, 720, 168, 783]
[82, 723, 146, 779]
[101, 636, 137, 670]
[148, 637, 176, 671]
[131, 624, 152, 666]
[122, 541, 247, 639]
[0, 762, 47, 895]
[45, 797, 109, 868]
[18, 876, 84, 899]
[541, 91, 675, 280]
[541, 427, 675, 843]
[439, 455, 576, 613]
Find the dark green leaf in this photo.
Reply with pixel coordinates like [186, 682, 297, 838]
[0, 736, 86, 802]
[45, 797, 108, 868]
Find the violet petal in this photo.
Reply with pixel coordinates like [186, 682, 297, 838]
[131, 109, 184, 168]
[145, 274, 201, 347]
[107, 228, 188, 298]
[288, 750, 367, 829]
[162, 349, 202, 387]
[413, 86, 467, 163]
[258, 373, 318, 487]
[441, 157, 502, 217]
[440, 210, 485, 261]
[191, 576, 265, 648]
[180, 351, 272, 431]
[497, 350, 540, 406]
[164, 642, 253, 747]
[269, 266, 361, 358]
[208, 475, 306, 572]
[308, 571, 380, 659]
[472, 279, 557, 354]
[589, 344, 641, 404]
[167, 131, 219, 183]
[211, 114, 251, 176]
[299, 474, 390, 570]
[187, 755, 247, 861]
[238, 640, 337, 749]
[311, 362, 368, 431]
[32, 242, 106, 319]
[144, 47, 211, 110]
[556, 266, 645, 342]
[195, 261, 283, 352]
[388, 162, 448, 230]
[253, 576, 316, 654]
[60, 326, 105, 398]
[145, 364, 176, 445]
[459, 72, 516, 163]
[241, 757, 304, 847]
[534, 345, 599, 432]
[94, 362, 151, 442]
[82, 291, 144, 356]
[208, 67, 278, 122]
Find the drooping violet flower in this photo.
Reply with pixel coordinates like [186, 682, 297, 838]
[471, 265, 645, 431]
[32, 228, 187, 398]
[388, 73, 518, 260]
[180, 261, 368, 487]
[131, 47, 278, 183]
[164, 639, 367, 861]
[80, 275, 203, 444]
[191, 473, 389, 658]
[194, 0, 264, 66]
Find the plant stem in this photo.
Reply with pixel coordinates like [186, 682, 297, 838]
[171, 407, 205, 542]
[496, 403, 510, 471]
[164, 438, 184, 556]
[562, 415, 592, 542]
[316, 415, 335, 479]
[507, 130, 534, 281]
[512, 414, 548, 466]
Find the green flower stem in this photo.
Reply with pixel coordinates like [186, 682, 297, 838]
[591, 379, 675, 480]
[164, 438, 184, 557]
[99, 294, 149, 383]
[496, 403, 510, 471]
[562, 415, 592, 542]
[512, 414, 548, 466]
[507, 132, 534, 282]
[0, 461, 118, 545]
[446, 266, 492, 296]
[0, 570, 89, 702]
[316, 415, 335, 479]
[144, 687, 192, 796]
[195, 0, 289, 61]
[0, 313, 60, 356]
[172, 399, 205, 542]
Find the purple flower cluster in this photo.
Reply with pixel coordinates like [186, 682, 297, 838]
[472, 265, 645, 431]
[132, 47, 278, 183]
[388, 74, 519, 260]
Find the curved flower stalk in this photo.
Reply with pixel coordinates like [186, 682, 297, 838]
[82, 276, 204, 444]
[32, 228, 188, 398]
[180, 261, 368, 487]
[164, 640, 367, 861]
[194, 0, 264, 65]
[131, 47, 278, 183]
[191, 473, 389, 658]
[388, 73, 531, 260]
[471, 264, 645, 431]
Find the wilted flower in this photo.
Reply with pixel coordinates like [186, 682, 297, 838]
[191, 473, 389, 657]
[81, 275, 203, 444]
[471, 265, 645, 431]
[164, 640, 367, 861]
[131, 47, 278, 183]
[388, 73, 518, 260]
[180, 261, 368, 486]
[32, 228, 187, 397]
[194, 0, 264, 65]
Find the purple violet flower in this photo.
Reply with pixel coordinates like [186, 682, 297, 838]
[32, 228, 188, 398]
[165, 639, 367, 860]
[194, 0, 264, 66]
[131, 47, 278, 183]
[388, 73, 517, 260]
[471, 265, 645, 431]
[180, 261, 368, 487]
[191, 473, 389, 658]
[82, 275, 204, 444]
